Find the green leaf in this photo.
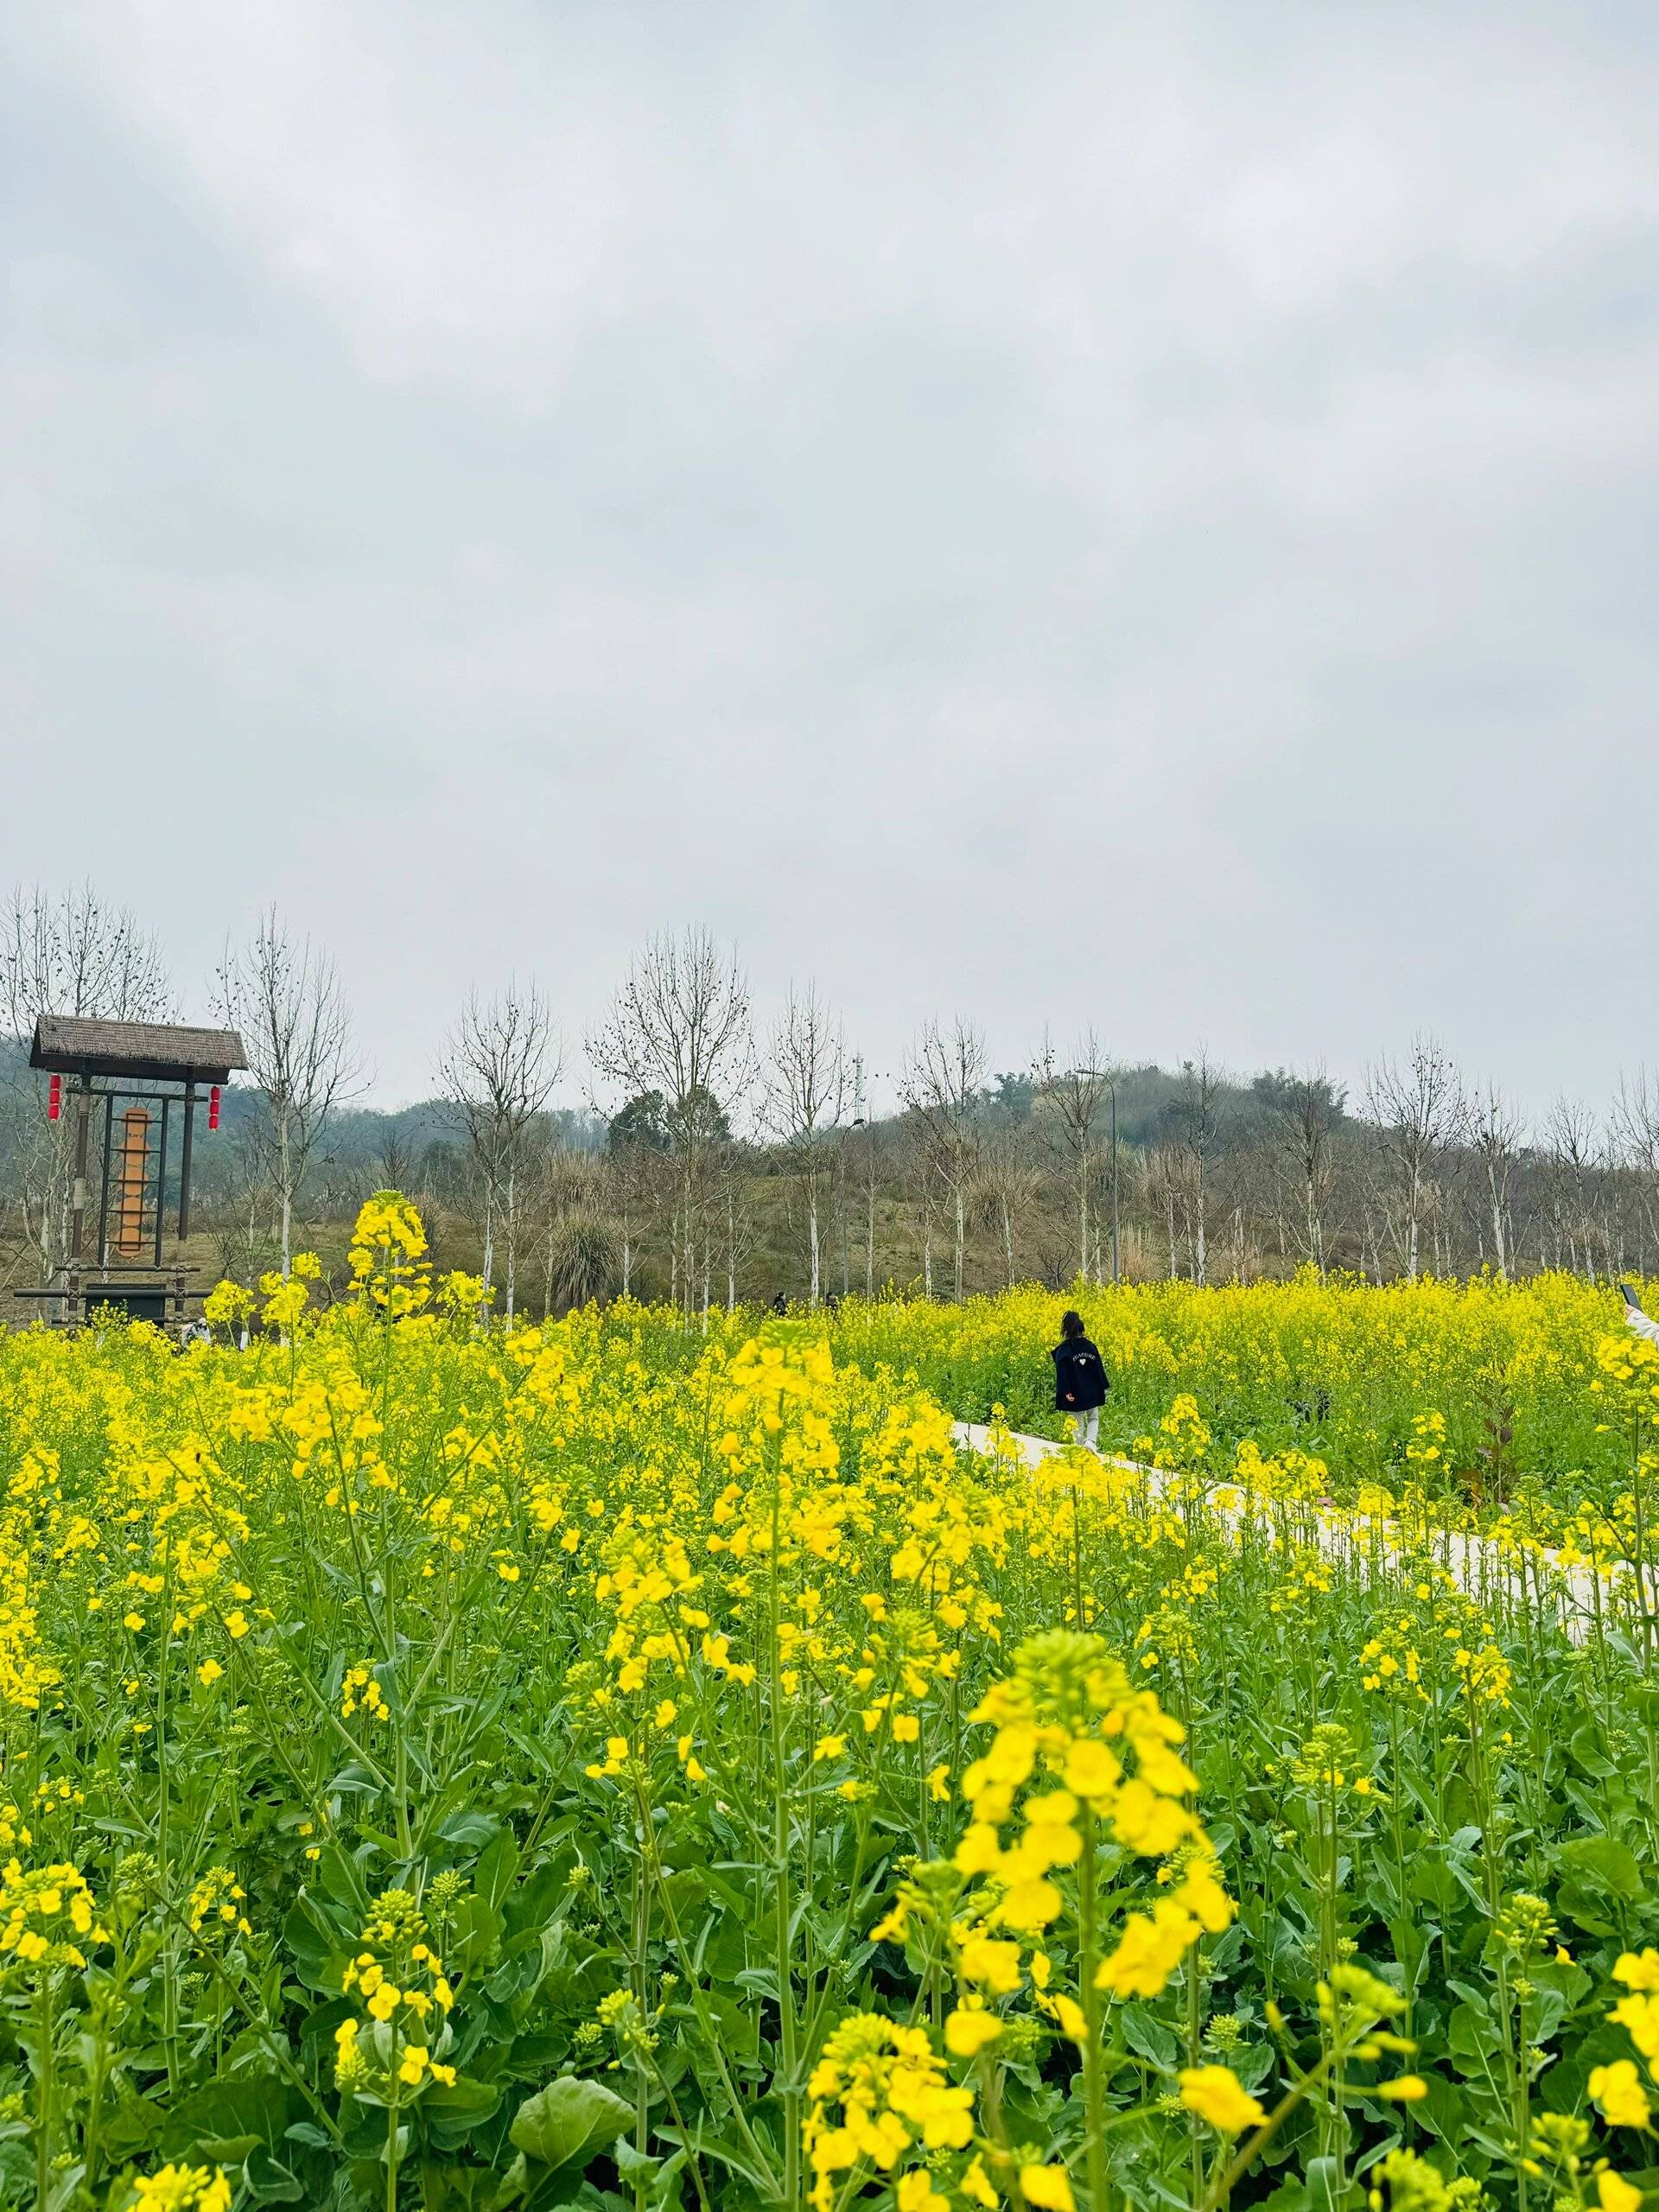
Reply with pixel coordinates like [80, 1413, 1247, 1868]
[423, 2164, 506, 2209]
[509, 2077, 635, 2174]
[440, 1811, 502, 1849]
[162, 2078, 301, 2163]
[423, 2075, 505, 2152]
[98, 2100, 163, 2161]
[616, 2138, 688, 2212]
[1447, 2001, 1503, 2072]
[283, 1895, 349, 1993]
[1556, 1834, 1646, 1933]
[1558, 1834, 1644, 1898]
[316, 1840, 375, 1918]
[1116, 2003, 1179, 2069]
[242, 2145, 308, 2204]
[476, 1826, 522, 1917]
[490, 2152, 531, 2209]
[1408, 2070, 1470, 2145]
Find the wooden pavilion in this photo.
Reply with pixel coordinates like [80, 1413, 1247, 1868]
[14, 1015, 246, 1333]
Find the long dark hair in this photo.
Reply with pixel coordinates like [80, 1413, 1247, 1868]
[1060, 1310, 1085, 1339]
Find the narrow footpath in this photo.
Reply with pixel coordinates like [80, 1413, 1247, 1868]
[950, 1419, 1644, 1644]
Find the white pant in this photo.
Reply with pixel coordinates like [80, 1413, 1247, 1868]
[1070, 1407, 1099, 1452]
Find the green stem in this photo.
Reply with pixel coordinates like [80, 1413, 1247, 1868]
[769, 1445, 800, 2212]
[34, 1974, 53, 2212]
[1077, 1808, 1107, 2212]
[386, 2081, 401, 2212]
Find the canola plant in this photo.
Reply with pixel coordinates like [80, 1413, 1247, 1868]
[1, 1198, 1658, 2212]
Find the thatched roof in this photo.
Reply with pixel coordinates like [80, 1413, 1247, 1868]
[30, 1016, 246, 1084]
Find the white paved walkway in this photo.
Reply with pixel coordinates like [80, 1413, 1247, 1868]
[950, 1418, 1643, 1643]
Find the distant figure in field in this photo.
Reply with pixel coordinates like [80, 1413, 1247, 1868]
[1052, 1309, 1109, 1452]
[1622, 1284, 1659, 1348]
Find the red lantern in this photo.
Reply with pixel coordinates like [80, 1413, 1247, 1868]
[207, 1084, 221, 1131]
[48, 1074, 61, 1121]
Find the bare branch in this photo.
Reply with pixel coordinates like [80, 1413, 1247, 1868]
[213, 908, 361, 1275]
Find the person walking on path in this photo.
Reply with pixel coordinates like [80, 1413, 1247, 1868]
[1052, 1308, 1109, 1452]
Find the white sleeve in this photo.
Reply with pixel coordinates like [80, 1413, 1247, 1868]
[1626, 1303, 1659, 1349]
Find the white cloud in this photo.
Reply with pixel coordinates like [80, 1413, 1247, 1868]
[3, 0, 1656, 1110]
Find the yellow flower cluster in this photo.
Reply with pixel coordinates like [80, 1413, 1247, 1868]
[0, 1857, 105, 1973]
[1599, 1948, 1659, 2132]
[951, 1630, 1230, 1999]
[347, 1191, 435, 1316]
[185, 1865, 251, 1940]
[804, 2012, 976, 2212]
[335, 1886, 458, 2097]
[118, 2165, 233, 2212]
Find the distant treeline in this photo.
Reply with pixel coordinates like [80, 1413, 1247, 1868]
[3, 895, 1656, 1313]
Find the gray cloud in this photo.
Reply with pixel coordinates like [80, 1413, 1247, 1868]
[3, 0, 1656, 1115]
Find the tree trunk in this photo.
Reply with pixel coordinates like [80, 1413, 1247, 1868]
[278, 1107, 293, 1278]
[1193, 1188, 1207, 1287]
[504, 1162, 517, 1323]
[1406, 1170, 1421, 1281]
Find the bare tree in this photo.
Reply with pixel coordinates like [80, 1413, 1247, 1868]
[1364, 1035, 1466, 1281]
[1033, 1031, 1118, 1286]
[601, 1121, 669, 1300]
[588, 928, 753, 1318]
[715, 1142, 760, 1311]
[1264, 1066, 1344, 1274]
[0, 883, 174, 1275]
[760, 982, 848, 1306]
[1173, 1051, 1225, 1285]
[1467, 1079, 1525, 1279]
[213, 909, 360, 1277]
[1542, 1095, 1604, 1280]
[1142, 1146, 1183, 1279]
[0, 882, 172, 1038]
[973, 1125, 1043, 1289]
[1614, 1070, 1659, 1267]
[435, 982, 562, 1321]
[900, 1019, 987, 1302]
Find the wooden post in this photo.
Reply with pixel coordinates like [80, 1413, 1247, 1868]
[67, 1077, 92, 1261]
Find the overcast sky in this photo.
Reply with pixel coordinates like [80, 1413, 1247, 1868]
[4, 2, 1656, 1117]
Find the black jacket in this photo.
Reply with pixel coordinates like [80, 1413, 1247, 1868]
[1052, 1336, 1109, 1412]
